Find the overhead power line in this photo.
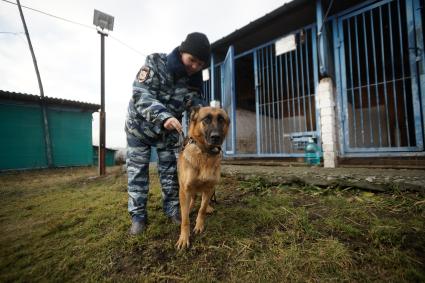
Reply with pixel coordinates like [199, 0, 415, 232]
[109, 35, 146, 57]
[2, 0, 95, 30]
[1, 0, 146, 57]
[0, 31, 25, 34]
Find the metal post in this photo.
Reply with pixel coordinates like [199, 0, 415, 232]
[210, 54, 215, 101]
[17, 0, 53, 167]
[316, 0, 332, 77]
[98, 31, 106, 176]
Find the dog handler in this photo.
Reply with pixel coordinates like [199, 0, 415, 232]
[125, 32, 210, 235]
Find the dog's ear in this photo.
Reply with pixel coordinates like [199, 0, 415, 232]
[189, 106, 201, 122]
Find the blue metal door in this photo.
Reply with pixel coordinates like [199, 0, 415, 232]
[254, 26, 320, 156]
[221, 46, 236, 154]
[335, 0, 424, 155]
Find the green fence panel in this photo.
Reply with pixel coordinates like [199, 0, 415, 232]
[93, 148, 116, 166]
[48, 108, 93, 167]
[0, 104, 47, 170]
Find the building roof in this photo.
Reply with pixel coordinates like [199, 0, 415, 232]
[211, 0, 312, 57]
[210, 0, 357, 59]
[0, 90, 100, 112]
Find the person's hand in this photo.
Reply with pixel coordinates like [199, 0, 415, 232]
[164, 117, 183, 134]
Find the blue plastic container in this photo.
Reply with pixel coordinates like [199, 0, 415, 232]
[304, 138, 321, 165]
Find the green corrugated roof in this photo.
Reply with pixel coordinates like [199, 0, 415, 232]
[0, 90, 100, 112]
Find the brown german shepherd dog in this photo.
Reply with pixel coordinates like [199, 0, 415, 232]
[176, 106, 230, 249]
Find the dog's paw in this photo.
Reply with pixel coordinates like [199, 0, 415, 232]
[193, 223, 205, 234]
[176, 235, 190, 250]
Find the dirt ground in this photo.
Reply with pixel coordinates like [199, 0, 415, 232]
[221, 162, 425, 194]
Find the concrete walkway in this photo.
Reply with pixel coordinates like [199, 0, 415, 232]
[221, 163, 425, 194]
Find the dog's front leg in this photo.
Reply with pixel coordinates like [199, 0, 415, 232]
[189, 195, 196, 212]
[194, 189, 214, 234]
[176, 189, 192, 249]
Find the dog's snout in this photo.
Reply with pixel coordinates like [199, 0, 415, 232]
[210, 132, 221, 144]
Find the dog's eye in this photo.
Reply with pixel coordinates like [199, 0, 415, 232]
[202, 116, 212, 124]
[217, 116, 225, 123]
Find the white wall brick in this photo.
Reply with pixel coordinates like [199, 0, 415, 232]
[324, 157, 337, 168]
[321, 135, 335, 145]
[321, 128, 334, 139]
[323, 152, 337, 168]
[321, 124, 336, 137]
[318, 78, 338, 168]
[320, 115, 335, 128]
[317, 77, 333, 92]
[322, 143, 336, 152]
[318, 98, 335, 108]
[320, 107, 334, 117]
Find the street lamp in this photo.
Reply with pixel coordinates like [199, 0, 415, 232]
[93, 9, 114, 176]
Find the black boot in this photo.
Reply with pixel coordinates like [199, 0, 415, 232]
[129, 219, 146, 235]
[168, 213, 181, 225]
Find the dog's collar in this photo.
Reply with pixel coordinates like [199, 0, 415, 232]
[185, 136, 222, 155]
[187, 137, 196, 145]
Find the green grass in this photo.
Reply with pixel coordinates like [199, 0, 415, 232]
[0, 167, 424, 282]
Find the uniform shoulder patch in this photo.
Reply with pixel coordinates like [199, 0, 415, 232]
[137, 66, 150, 83]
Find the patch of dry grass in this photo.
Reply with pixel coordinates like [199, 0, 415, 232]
[0, 166, 424, 282]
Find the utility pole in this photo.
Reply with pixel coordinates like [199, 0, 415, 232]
[17, 0, 53, 167]
[93, 9, 114, 176]
[98, 30, 106, 176]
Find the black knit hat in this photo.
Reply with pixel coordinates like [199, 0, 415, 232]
[179, 32, 211, 64]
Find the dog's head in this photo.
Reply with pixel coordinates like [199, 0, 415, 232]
[188, 106, 230, 155]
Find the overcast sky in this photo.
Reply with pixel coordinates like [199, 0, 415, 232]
[0, 0, 290, 149]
